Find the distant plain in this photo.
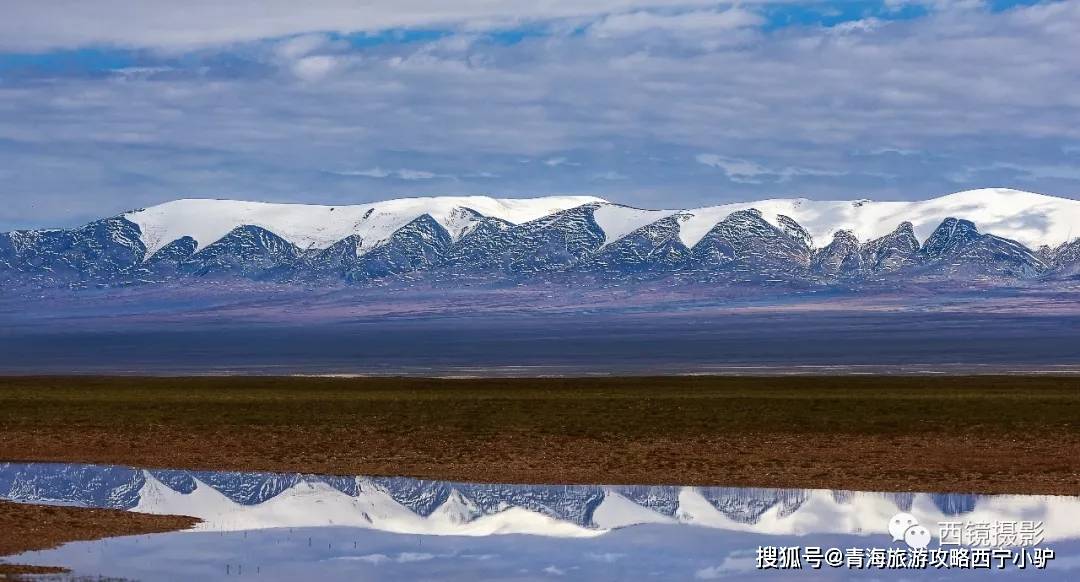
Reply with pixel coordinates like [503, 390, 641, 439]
[3, 284, 1080, 375]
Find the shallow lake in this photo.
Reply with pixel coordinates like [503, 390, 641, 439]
[1, 462, 1076, 580]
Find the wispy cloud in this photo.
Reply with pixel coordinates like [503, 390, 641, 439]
[585, 552, 625, 563]
[291, 55, 341, 81]
[863, 147, 923, 157]
[696, 154, 846, 183]
[695, 154, 771, 182]
[950, 162, 1080, 183]
[588, 8, 763, 39]
[332, 167, 445, 180]
[592, 170, 628, 181]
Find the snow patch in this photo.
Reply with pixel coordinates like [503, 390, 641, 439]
[591, 204, 679, 248]
[126, 195, 605, 258]
[591, 490, 674, 529]
[676, 189, 1080, 250]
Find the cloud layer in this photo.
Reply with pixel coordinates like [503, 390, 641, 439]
[0, 1, 1078, 230]
[0, 0, 755, 51]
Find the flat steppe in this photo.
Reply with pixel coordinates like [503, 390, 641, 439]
[1, 375, 1078, 494]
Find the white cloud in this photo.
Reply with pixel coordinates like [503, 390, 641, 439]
[333, 168, 444, 180]
[396, 169, 439, 180]
[585, 552, 625, 563]
[593, 171, 629, 181]
[951, 162, 1080, 183]
[828, 18, 884, 34]
[696, 154, 847, 183]
[865, 147, 922, 157]
[884, 0, 987, 11]
[589, 8, 763, 38]
[275, 34, 335, 60]
[542, 565, 565, 576]
[0, 0, 766, 51]
[291, 55, 341, 81]
[999, 163, 1080, 181]
[695, 154, 771, 182]
[336, 168, 392, 178]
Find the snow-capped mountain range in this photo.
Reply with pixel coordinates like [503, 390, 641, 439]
[128, 196, 605, 259]
[4, 462, 1080, 542]
[4, 188, 1080, 289]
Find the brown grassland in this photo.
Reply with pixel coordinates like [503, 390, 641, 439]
[1, 375, 1078, 493]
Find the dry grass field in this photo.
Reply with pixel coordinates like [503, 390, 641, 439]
[1, 375, 1077, 494]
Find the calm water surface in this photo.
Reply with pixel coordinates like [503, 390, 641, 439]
[1, 462, 1077, 580]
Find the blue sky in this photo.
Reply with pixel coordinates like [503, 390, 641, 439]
[0, 0, 1078, 230]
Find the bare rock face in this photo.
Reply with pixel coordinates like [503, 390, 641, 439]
[1049, 239, 1080, 277]
[777, 214, 814, 250]
[343, 214, 453, 282]
[685, 209, 811, 282]
[577, 215, 690, 275]
[916, 218, 1047, 279]
[442, 204, 606, 275]
[179, 225, 299, 279]
[813, 230, 864, 279]
[861, 222, 921, 274]
[0, 217, 146, 285]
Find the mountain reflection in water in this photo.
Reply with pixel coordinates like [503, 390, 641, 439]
[1, 462, 1078, 580]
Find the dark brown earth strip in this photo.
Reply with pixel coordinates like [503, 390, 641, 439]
[0, 375, 1078, 495]
[0, 564, 66, 580]
[0, 500, 198, 578]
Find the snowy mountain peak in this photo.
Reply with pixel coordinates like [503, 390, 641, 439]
[5, 188, 1080, 288]
[119, 189, 1080, 261]
[671, 188, 1080, 251]
[125, 195, 607, 258]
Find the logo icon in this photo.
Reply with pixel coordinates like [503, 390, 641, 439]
[889, 512, 931, 549]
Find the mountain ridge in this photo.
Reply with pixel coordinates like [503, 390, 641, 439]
[3, 188, 1080, 289]
[114, 188, 1080, 255]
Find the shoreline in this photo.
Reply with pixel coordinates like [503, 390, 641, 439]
[0, 500, 198, 578]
